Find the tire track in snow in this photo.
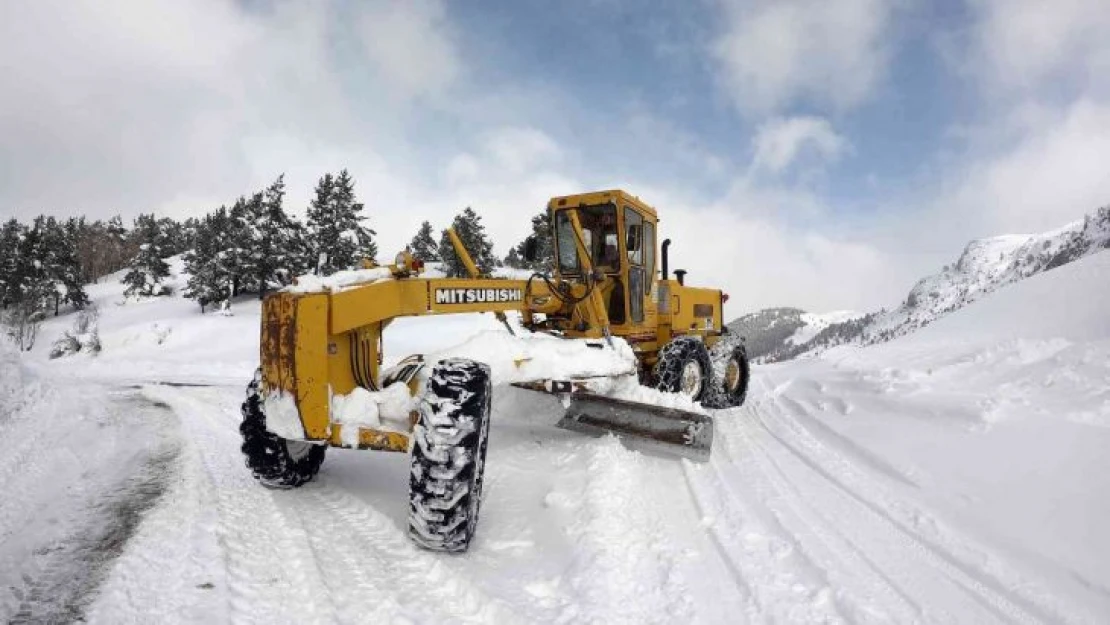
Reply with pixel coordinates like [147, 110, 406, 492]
[709, 409, 922, 624]
[154, 384, 520, 624]
[682, 445, 856, 623]
[750, 402, 1023, 622]
[145, 385, 340, 625]
[548, 440, 696, 625]
[748, 375, 1087, 624]
[285, 486, 520, 624]
[676, 462, 756, 610]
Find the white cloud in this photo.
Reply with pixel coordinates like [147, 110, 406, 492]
[968, 0, 1110, 92]
[750, 116, 849, 175]
[356, 0, 461, 100]
[482, 127, 563, 174]
[936, 100, 1110, 235]
[711, 0, 899, 113]
[0, 0, 468, 220]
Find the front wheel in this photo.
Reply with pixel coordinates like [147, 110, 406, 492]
[408, 358, 492, 553]
[239, 369, 327, 488]
[653, 336, 713, 402]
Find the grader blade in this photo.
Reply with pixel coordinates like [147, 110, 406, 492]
[556, 393, 714, 462]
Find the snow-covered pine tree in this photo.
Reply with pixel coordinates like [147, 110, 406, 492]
[3, 219, 55, 350]
[437, 207, 497, 277]
[184, 208, 233, 312]
[43, 216, 88, 314]
[243, 175, 308, 298]
[105, 215, 131, 274]
[503, 247, 522, 268]
[305, 169, 376, 275]
[0, 219, 23, 308]
[122, 213, 171, 298]
[409, 220, 440, 261]
[225, 196, 253, 296]
[158, 217, 187, 256]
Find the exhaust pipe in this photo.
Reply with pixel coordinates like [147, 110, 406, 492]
[661, 239, 671, 280]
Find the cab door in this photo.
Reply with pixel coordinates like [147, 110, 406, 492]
[624, 206, 646, 326]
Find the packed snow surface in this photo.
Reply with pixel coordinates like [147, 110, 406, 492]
[4, 250, 1109, 623]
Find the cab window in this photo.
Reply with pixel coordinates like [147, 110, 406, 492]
[625, 207, 643, 265]
[555, 204, 619, 274]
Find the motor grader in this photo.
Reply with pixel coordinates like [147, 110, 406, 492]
[240, 189, 749, 552]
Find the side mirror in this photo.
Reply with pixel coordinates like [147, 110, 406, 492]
[522, 236, 538, 262]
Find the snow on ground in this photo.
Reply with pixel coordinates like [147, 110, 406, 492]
[3, 252, 1109, 623]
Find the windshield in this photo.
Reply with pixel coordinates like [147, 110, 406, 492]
[555, 204, 619, 274]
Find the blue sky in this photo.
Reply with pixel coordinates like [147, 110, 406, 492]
[2, 0, 1108, 313]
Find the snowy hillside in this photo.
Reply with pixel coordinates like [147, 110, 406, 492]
[725, 308, 864, 363]
[2, 240, 1109, 623]
[732, 205, 1110, 362]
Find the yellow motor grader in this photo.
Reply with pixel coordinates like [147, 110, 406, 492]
[240, 189, 749, 552]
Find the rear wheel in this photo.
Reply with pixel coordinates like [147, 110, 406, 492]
[408, 358, 492, 553]
[654, 336, 712, 402]
[706, 344, 751, 408]
[239, 369, 326, 488]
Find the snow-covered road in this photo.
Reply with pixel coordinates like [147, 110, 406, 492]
[28, 362, 1097, 625]
[4, 254, 1107, 624]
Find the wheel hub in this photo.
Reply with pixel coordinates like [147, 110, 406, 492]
[725, 359, 741, 392]
[680, 360, 703, 398]
[284, 440, 314, 462]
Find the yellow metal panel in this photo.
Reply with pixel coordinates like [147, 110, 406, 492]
[328, 329, 357, 396]
[261, 292, 297, 397]
[294, 294, 331, 440]
[548, 189, 659, 219]
[329, 280, 428, 334]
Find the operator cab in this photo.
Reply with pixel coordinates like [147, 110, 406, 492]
[544, 190, 658, 332]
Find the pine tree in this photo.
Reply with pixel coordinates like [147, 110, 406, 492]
[105, 215, 131, 274]
[437, 207, 497, 277]
[123, 214, 171, 297]
[513, 211, 554, 272]
[503, 247, 522, 268]
[409, 220, 440, 261]
[0, 219, 25, 308]
[184, 208, 233, 312]
[4, 219, 54, 349]
[158, 217, 187, 256]
[225, 196, 253, 296]
[243, 175, 308, 298]
[56, 219, 88, 313]
[43, 216, 87, 314]
[305, 169, 376, 275]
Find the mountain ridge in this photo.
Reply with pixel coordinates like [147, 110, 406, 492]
[724, 204, 1110, 363]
